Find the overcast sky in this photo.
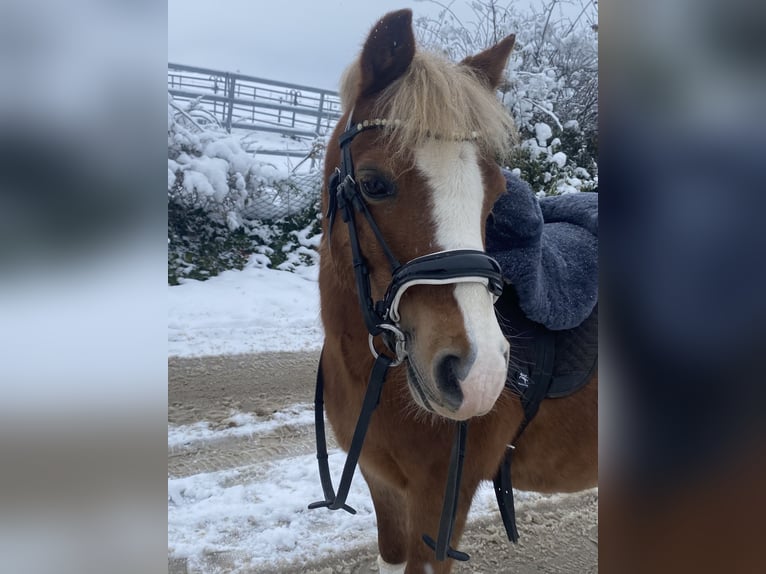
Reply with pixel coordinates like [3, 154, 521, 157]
[168, 0, 580, 91]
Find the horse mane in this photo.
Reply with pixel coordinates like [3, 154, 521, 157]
[339, 50, 518, 161]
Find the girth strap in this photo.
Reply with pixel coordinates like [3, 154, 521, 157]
[493, 446, 519, 542]
[493, 329, 556, 544]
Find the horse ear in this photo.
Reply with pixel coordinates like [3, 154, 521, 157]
[358, 9, 416, 98]
[461, 34, 516, 89]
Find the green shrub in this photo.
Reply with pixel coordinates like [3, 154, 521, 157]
[507, 120, 597, 196]
[168, 196, 322, 285]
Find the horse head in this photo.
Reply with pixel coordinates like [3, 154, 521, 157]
[321, 9, 517, 421]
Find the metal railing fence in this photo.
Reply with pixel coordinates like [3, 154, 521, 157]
[168, 63, 343, 157]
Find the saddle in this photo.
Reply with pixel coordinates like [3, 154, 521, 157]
[487, 169, 598, 402]
[488, 170, 598, 331]
[485, 171, 598, 543]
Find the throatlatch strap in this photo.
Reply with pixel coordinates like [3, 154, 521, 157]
[309, 349, 393, 514]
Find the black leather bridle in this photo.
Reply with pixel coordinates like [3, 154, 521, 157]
[326, 112, 504, 357]
[309, 111, 505, 562]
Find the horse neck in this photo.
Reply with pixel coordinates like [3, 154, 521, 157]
[318, 243, 371, 354]
[318, 258, 383, 391]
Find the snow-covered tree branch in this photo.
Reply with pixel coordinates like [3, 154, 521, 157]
[415, 0, 598, 195]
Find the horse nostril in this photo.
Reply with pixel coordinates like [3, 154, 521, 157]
[434, 354, 464, 410]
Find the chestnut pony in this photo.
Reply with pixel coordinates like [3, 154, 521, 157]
[317, 9, 597, 573]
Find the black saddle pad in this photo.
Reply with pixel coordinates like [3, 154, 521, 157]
[495, 288, 597, 400]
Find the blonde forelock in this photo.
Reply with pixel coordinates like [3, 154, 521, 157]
[338, 51, 517, 160]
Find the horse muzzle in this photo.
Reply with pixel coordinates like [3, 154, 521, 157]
[395, 276, 510, 420]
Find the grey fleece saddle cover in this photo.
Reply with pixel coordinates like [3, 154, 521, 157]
[486, 171, 598, 398]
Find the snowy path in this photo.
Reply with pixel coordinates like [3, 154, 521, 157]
[168, 268, 596, 572]
[168, 351, 597, 573]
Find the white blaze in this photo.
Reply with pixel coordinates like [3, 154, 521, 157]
[414, 141, 509, 418]
[416, 141, 485, 250]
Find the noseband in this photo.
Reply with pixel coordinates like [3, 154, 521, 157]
[311, 111, 504, 562]
[326, 111, 504, 364]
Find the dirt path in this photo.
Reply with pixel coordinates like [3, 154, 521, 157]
[169, 351, 321, 425]
[169, 351, 597, 573]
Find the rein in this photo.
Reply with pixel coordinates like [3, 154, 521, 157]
[309, 111, 504, 562]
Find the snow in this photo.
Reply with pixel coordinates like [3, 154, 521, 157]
[167, 404, 314, 449]
[168, 447, 379, 570]
[168, 405, 543, 572]
[550, 151, 567, 168]
[169, 96, 321, 223]
[534, 122, 553, 146]
[168, 262, 323, 357]
[564, 119, 580, 131]
[167, 262, 549, 570]
[181, 156, 230, 200]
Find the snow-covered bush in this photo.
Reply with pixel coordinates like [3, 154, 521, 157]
[168, 201, 321, 285]
[509, 119, 597, 196]
[168, 94, 323, 284]
[416, 0, 598, 195]
[168, 94, 322, 224]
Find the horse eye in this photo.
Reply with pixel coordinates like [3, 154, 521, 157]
[358, 175, 395, 199]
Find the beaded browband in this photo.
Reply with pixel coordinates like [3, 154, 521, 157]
[346, 117, 481, 143]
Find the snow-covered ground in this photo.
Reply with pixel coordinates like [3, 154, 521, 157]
[168, 403, 542, 572]
[167, 262, 546, 570]
[168, 263, 323, 357]
[170, 459, 540, 572]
